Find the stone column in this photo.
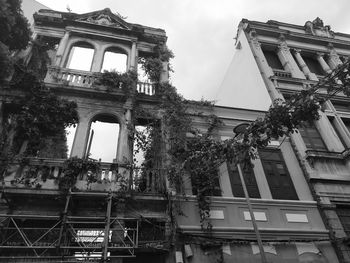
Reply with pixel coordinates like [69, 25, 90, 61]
[316, 52, 332, 74]
[55, 30, 70, 67]
[277, 39, 305, 79]
[293, 49, 318, 81]
[327, 46, 343, 69]
[130, 41, 137, 70]
[315, 112, 345, 152]
[249, 30, 282, 100]
[70, 115, 90, 158]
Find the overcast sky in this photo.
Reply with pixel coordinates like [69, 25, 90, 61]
[34, 0, 350, 110]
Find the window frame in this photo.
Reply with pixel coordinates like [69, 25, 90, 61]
[259, 149, 298, 200]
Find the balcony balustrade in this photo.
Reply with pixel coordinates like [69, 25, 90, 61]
[2, 158, 165, 194]
[45, 66, 156, 96]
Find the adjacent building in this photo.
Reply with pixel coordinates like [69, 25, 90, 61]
[218, 17, 350, 262]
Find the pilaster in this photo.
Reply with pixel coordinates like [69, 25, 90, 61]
[55, 30, 70, 67]
[252, 158, 272, 199]
[91, 48, 104, 72]
[70, 115, 90, 158]
[219, 163, 233, 197]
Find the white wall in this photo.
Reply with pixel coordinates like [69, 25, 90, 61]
[215, 31, 271, 111]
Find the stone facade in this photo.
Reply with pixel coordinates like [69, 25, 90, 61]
[220, 17, 350, 262]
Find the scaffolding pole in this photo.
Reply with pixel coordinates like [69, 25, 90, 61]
[57, 190, 71, 252]
[103, 192, 112, 262]
[237, 163, 267, 263]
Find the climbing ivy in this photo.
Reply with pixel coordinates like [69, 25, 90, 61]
[95, 70, 138, 95]
[135, 43, 350, 230]
[58, 157, 101, 192]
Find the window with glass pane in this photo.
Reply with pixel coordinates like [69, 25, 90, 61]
[227, 162, 260, 198]
[303, 56, 325, 75]
[259, 150, 298, 200]
[298, 123, 327, 151]
[263, 50, 284, 70]
[337, 206, 350, 236]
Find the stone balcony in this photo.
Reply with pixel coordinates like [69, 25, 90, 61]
[2, 157, 166, 194]
[44, 66, 156, 96]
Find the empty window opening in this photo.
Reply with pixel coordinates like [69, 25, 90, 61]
[133, 125, 150, 167]
[101, 49, 127, 72]
[66, 42, 94, 71]
[133, 121, 163, 192]
[86, 115, 120, 163]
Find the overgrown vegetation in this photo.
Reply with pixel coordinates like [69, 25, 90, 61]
[0, 1, 79, 181]
[95, 70, 138, 94]
[3, 1, 350, 233]
[0, 0, 31, 82]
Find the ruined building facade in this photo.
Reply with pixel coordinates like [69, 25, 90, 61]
[219, 17, 350, 262]
[0, 8, 172, 262]
[0, 5, 345, 263]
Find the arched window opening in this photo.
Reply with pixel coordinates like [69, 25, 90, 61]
[86, 115, 120, 163]
[101, 49, 127, 72]
[66, 42, 94, 71]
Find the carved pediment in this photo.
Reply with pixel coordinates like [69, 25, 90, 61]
[76, 8, 130, 30]
[304, 17, 334, 38]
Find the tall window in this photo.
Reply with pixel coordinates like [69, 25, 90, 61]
[337, 206, 350, 236]
[86, 115, 120, 163]
[259, 149, 298, 200]
[298, 123, 327, 151]
[303, 55, 325, 76]
[227, 162, 260, 198]
[263, 49, 284, 70]
[101, 48, 127, 72]
[66, 42, 95, 71]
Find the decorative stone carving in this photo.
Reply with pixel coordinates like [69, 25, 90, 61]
[249, 30, 261, 50]
[77, 9, 129, 29]
[328, 48, 343, 65]
[304, 17, 334, 38]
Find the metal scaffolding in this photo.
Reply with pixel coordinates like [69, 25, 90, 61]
[0, 191, 139, 262]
